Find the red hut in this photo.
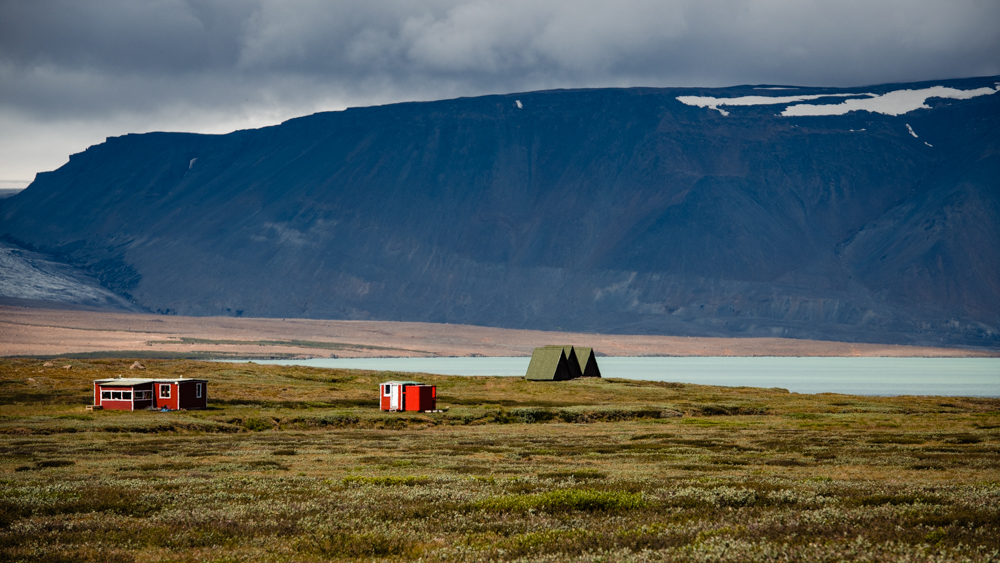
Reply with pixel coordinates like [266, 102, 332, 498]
[379, 381, 436, 412]
[93, 377, 208, 411]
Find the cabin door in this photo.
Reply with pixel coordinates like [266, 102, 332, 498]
[390, 385, 400, 410]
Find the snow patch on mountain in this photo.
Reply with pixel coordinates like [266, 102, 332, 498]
[782, 85, 1000, 117]
[678, 85, 1000, 117]
[676, 93, 863, 115]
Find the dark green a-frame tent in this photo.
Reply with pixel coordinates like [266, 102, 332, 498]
[524, 346, 573, 381]
[524, 345, 601, 380]
[574, 347, 602, 378]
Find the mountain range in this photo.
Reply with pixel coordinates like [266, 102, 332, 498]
[2, 75, 998, 348]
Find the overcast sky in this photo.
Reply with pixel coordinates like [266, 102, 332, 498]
[2, 0, 999, 189]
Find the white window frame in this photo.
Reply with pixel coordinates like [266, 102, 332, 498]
[101, 391, 111, 400]
[111, 391, 122, 400]
[122, 391, 132, 400]
[159, 384, 171, 399]
[196, 383, 202, 398]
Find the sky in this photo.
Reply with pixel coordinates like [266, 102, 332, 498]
[2, 0, 999, 189]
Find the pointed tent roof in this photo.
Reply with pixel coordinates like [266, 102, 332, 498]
[540, 345, 582, 379]
[574, 347, 602, 378]
[525, 347, 573, 381]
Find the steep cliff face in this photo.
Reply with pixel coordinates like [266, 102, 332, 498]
[3, 77, 998, 347]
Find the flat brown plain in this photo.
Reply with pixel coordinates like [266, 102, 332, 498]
[2, 304, 996, 358]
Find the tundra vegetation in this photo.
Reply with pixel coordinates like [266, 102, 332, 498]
[1, 358, 998, 562]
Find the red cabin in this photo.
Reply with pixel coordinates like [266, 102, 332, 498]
[93, 377, 208, 411]
[379, 381, 436, 412]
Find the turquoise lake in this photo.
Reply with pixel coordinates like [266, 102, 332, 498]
[236, 357, 1000, 397]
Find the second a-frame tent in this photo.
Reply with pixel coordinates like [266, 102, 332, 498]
[555, 345, 583, 379]
[524, 345, 602, 381]
[574, 347, 602, 378]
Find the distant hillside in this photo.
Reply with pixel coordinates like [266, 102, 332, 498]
[0, 239, 141, 312]
[2, 76, 998, 348]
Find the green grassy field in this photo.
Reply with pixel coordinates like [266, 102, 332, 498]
[1, 358, 999, 562]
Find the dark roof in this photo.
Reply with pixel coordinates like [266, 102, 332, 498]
[94, 378, 208, 386]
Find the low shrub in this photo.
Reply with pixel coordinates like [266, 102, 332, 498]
[538, 470, 607, 481]
[857, 494, 943, 507]
[766, 458, 810, 467]
[342, 475, 430, 486]
[668, 486, 761, 508]
[35, 459, 75, 468]
[243, 417, 273, 432]
[944, 433, 982, 444]
[695, 404, 769, 416]
[560, 408, 664, 423]
[475, 489, 646, 513]
[501, 529, 597, 556]
[317, 413, 361, 427]
[244, 460, 288, 470]
[299, 532, 420, 558]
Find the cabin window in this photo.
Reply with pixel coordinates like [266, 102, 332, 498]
[196, 383, 202, 398]
[159, 384, 171, 399]
[101, 391, 111, 400]
[383, 385, 391, 396]
[122, 391, 132, 400]
[111, 391, 122, 400]
[133, 390, 150, 401]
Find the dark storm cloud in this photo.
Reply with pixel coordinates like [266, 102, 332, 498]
[0, 0, 249, 72]
[1, 0, 999, 185]
[3, 0, 999, 119]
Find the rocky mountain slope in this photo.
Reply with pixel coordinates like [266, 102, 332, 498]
[0, 240, 141, 312]
[2, 76, 998, 347]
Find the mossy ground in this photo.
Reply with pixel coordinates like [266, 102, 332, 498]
[1, 358, 999, 562]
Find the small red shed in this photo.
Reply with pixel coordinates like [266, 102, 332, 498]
[93, 377, 208, 411]
[379, 381, 436, 412]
